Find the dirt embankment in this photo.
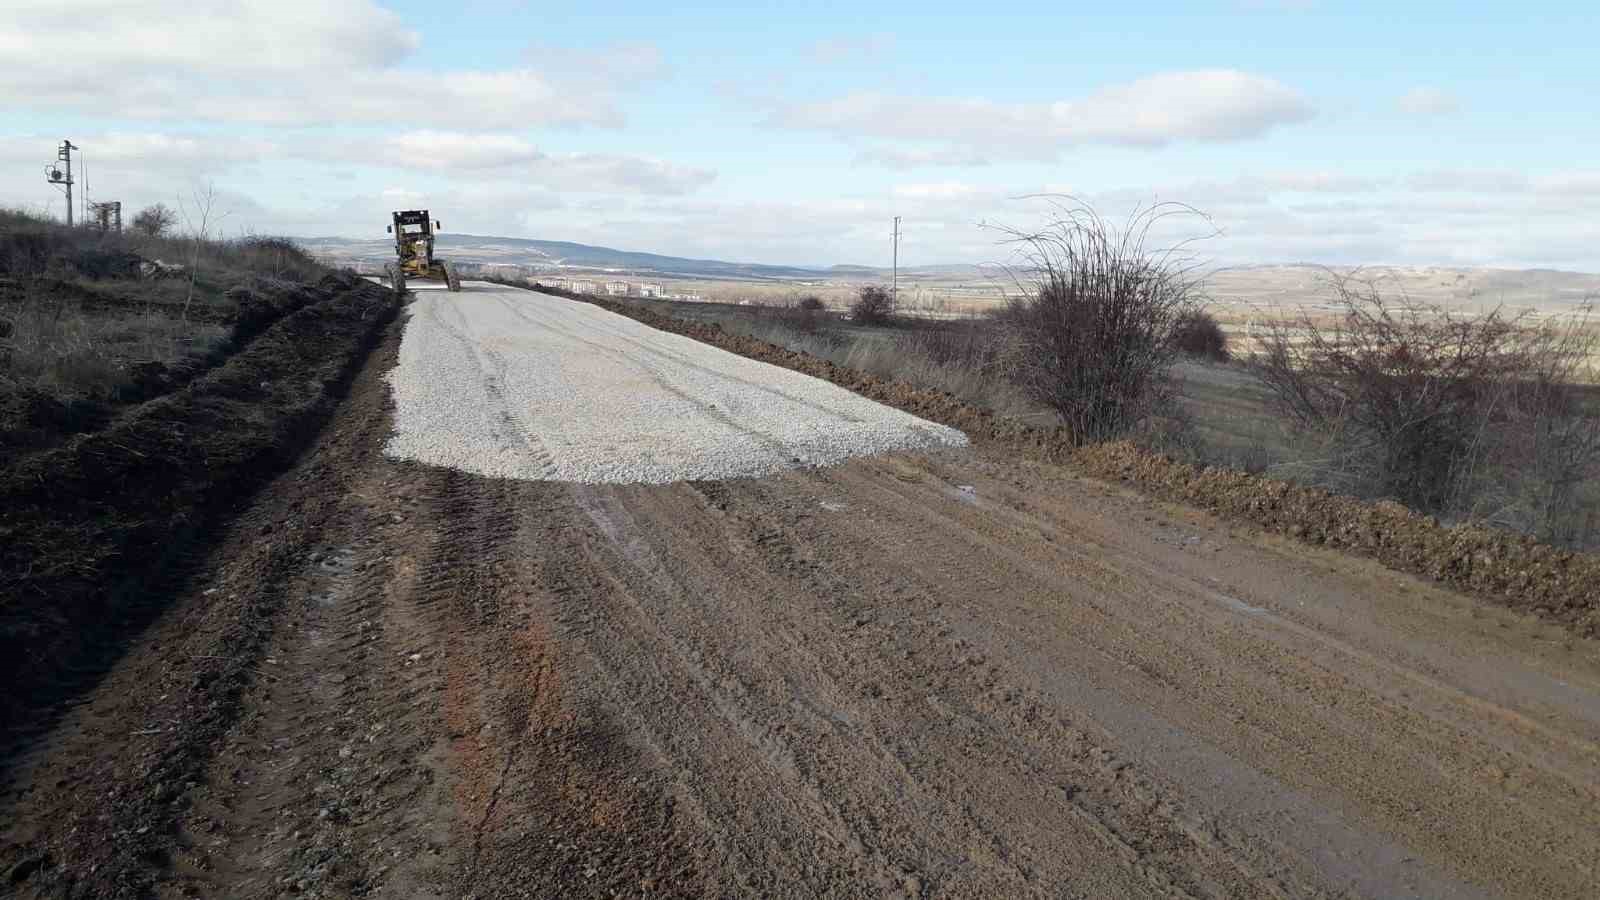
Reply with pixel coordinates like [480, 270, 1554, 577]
[577, 291, 1600, 637]
[0, 274, 333, 463]
[0, 272, 398, 738]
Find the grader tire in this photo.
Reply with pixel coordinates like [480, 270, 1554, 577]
[386, 263, 407, 296]
[443, 261, 462, 292]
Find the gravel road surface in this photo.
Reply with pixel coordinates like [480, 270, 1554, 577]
[385, 283, 966, 483]
[4, 287, 1597, 899]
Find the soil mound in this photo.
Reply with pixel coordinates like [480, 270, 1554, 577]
[0, 273, 397, 737]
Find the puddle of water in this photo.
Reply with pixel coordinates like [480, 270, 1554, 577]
[318, 548, 357, 575]
[1217, 594, 1267, 615]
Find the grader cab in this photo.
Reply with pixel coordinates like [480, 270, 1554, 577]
[385, 210, 461, 293]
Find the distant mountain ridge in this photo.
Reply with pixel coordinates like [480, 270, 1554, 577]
[298, 233, 849, 281]
[298, 234, 1600, 306]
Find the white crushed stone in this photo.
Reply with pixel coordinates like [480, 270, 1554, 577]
[383, 283, 969, 484]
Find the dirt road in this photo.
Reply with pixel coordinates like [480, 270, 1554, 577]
[3, 285, 1598, 899]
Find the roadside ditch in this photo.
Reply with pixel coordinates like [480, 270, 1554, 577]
[0, 272, 399, 742]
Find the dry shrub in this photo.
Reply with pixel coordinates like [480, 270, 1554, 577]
[1251, 273, 1600, 545]
[774, 296, 834, 334]
[989, 199, 1213, 444]
[851, 285, 895, 325]
[131, 203, 177, 237]
[1173, 309, 1230, 361]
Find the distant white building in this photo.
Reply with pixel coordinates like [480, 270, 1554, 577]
[636, 282, 664, 298]
[570, 280, 596, 294]
[605, 281, 629, 295]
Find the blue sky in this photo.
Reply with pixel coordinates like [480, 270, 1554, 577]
[4, 0, 1598, 269]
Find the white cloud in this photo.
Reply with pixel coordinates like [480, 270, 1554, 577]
[1396, 87, 1461, 117]
[0, 0, 645, 128]
[1407, 169, 1529, 193]
[1533, 171, 1600, 196]
[1254, 172, 1387, 193]
[354, 132, 716, 195]
[0, 132, 279, 175]
[804, 35, 895, 64]
[768, 70, 1314, 159]
[520, 42, 669, 91]
[892, 182, 981, 199]
[856, 147, 992, 168]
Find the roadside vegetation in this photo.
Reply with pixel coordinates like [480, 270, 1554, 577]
[1251, 273, 1600, 546]
[1, 207, 332, 460]
[598, 205, 1600, 550]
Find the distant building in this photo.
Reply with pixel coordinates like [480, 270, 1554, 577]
[605, 281, 629, 295]
[571, 280, 596, 294]
[637, 282, 664, 298]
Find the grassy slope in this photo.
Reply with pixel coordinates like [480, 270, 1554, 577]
[1, 209, 333, 461]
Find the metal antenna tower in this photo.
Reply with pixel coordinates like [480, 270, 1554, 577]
[45, 140, 78, 227]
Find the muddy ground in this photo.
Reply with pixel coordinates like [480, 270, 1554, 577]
[3, 290, 1599, 898]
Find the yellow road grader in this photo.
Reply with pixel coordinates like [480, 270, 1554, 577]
[385, 209, 461, 293]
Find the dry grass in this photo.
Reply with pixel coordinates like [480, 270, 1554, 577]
[1, 208, 332, 456]
[714, 315, 1042, 421]
[5, 299, 228, 402]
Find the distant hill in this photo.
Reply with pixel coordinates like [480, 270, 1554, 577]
[298, 233, 844, 282]
[299, 233, 1600, 310]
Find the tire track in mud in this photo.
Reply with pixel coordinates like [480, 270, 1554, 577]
[794, 460, 1456, 894]
[681, 476, 1298, 899]
[395, 468, 705, 898]
[551, 476, 1263, 898]
[566, 484, 919, 894]
[837, 454, 1598, 896]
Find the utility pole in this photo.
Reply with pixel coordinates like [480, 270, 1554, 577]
[891, 215, 901, 314]
[45, 140, 78, 227]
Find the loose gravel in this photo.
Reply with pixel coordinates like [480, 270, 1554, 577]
[384, 284, 968, 483]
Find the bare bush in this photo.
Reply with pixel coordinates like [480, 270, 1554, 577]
[771, 297, 834, 334]
[1173, 309, 1230, 361]
[131, 203, 176, 237]
[1462, 311, 1600, 545]
[851, 285, 895, 325]
[1250, 273, 1600, 541]
[988, 199, 1213, 444]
